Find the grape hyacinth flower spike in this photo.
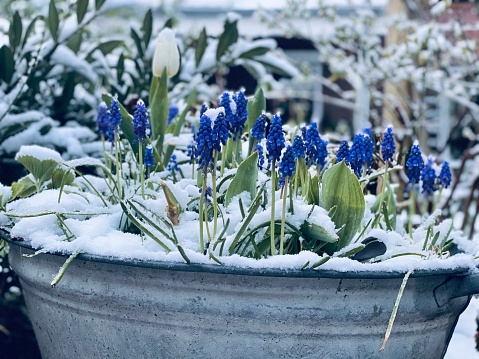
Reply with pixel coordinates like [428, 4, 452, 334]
[251, 113, 267, 142]
[336, 140, 349, 163]
[381, 126, 396, 163]
[255, 144, 265, 170]
[96, 102, 109, 138]
[108, 97, 122, 143]
[144, 145, 155, 167]
[347, 134, 369, 177]
[305, 122, 328, 169]
[195, 114, 214, 172]
[439, 161, 451, 189]
[406, 142, 424, 184]
[266, 113, 285, 256]
[132, 99, 150, 198]
[231, 90, 247, 140]
[292, 135, 306, 160]
[167, 104, 179, 125]
[421, 157, 436, 195]
[132, 99, 149, 144]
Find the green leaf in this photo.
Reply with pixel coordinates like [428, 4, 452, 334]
[0, 45, 14, 84]
[149, 69, 169, 162]
[51, 168, 74, 189]
[321, 160, 365, 251]
[48, 0, 59, 43]
[76, 0, 88, 24]
[306, 174, 320, 206]
[142, 9, 153, 48]
[300, 220, 338, 244]
[95, 0, 106, 10]
[131, 27, 144, 58]
[86, 40, 123, 61]
[225, 152, 259, 206]
[101, 93, 136, 155]
[239, 46, 270, 59]
[246, 87, 266, 154]
[9, 11, 22, 49]
[256, 58, 294, 78]
[22, 15, 42, 48]
[11, 176, 37, 199]
[195, 27, 207, 67]
[216, 19, 238, 61]
[117, 52, 125, 83]
[16, 156, 59, 189]
[66, 31, 82, 53]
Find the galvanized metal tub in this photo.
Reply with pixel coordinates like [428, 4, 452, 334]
[7, 239, 479, 359]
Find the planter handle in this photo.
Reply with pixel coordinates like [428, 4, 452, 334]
[434, 272, 479, 307]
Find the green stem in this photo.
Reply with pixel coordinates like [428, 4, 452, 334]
[270, 159, 277, 256]
[115, 131, 122, 199]
[374, 162, 389, 228]
[280, 177, 289, 255]
[212, 152, 219, 239]
[199, 170, 207, 254]
[139, 141, 145, 199]
[408, 187, 416, 238]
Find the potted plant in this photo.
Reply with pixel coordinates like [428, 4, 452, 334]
[1, 27, 479, 359]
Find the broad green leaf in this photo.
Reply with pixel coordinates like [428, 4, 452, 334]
[11, 176, 37, 199]
[22, 16, 42, 48]
[239, 46, 270, 59]
[95, 0, 106, 10]
[149, 69, 169, 163]
[256, 59, 295, 78]
[86, 40, 123, 61]
[321, 160, 365, 251]
[131, 27, 144, 58]
[76, 0, 88, 24]
[246, 87, 265, 154]
[300, 221, 338, 244]
[9, 11, 22, 49]
[101, 93, 136, 154]
[225, 151, 259, 206]
[0, 45, 14, 84]
[142, 9, 153, 48]
[195, 27, 207, 67]
[48, 0, 59, 43]
[306, 174, 320, 206]
[51, 168, 74, 189]
[16, 156, 59, 190]
[164, 17, 175, 28]
[117, 52, 125, 83]
[67, 31, 82, 53]
[216, 19, 238, 61]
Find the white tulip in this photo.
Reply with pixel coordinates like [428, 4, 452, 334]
[152, 28, 180, 78]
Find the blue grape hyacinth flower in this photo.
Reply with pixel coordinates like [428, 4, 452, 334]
[255, 144, 265, 170]
[347, 134, 370, 177]
[266, 114, 285, 165]
[305, 122, 328, 168]
[144, 145, 155, 167]
[292, 135, 306, 160]
[96, 102, 109, 137]
[200, 102, 208, 117]
[167, 154, 179, 172]
[219, 92, 235, 128]
[279, 146, 296, 185]
[195, 114, 214, 171]
[251, 114, 267, 142]
[132, 99, 149, 144]
[381, 126, 396, 162]
[231, 90, 247, 140]
[212, 111, 230, 152]
[167, 104, 179, 125]
[108, 97, 122, 142]
[336, 140, 349, 163]
[406, 143, 424, 184]
[439, 161, 452, 188]
[421, 157, 436, 194]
